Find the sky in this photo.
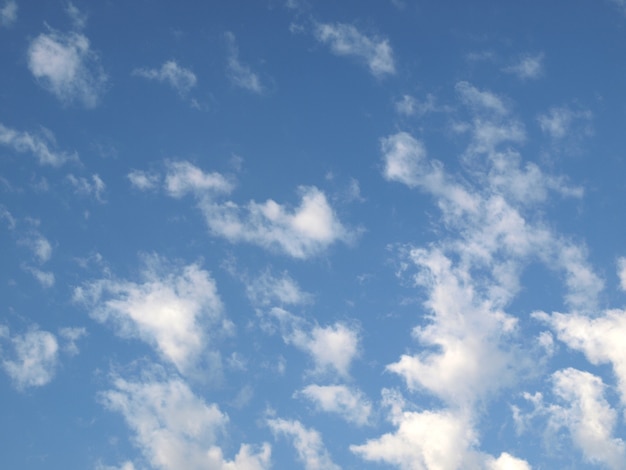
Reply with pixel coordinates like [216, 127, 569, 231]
[2, 0, 626, 469]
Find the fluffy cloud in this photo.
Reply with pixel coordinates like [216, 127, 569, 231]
[455, 81, 509, 116]
[537, 106, 592, 140]
[225, 32, 264, 93]
[298, 384, 372, 426]
[67, 173, 106, 202]
[267, 418, 340, 470]
[18, 231, 52, 263]
[101, 371, 271, 470]
[549, 368, 626, 469]
[535, 309, 626, 406]
[270, 308, 360, 377]
[164, 161, 233, 198]
[0, 123, 78, 166]
[504, 53, 544, 80]
[132, 60, 197, 95]
[28, 29, 107, 107]
[314, 22, 395, 77]
[74, 256, 228, 375]
[0, 0, 17, 27]
[0, 327, 59, 390]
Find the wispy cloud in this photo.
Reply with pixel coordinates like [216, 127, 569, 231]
[225, 32, 264, 93]
[314, 22, 395, 77]
[67, 174, 106, 202]
[0, 0, 17, 27]
[504, 53, 544, 80]
[28, 28, 107, 108]
[0, 123, 78, 166]
[267, 418, 340, 470]
[132, 60, 197, 96]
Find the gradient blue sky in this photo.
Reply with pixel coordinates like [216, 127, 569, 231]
[3, 1, 626, 469]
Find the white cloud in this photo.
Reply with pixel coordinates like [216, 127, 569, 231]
[271, 308, 359, 378]
[246, 270, 312, 307]
[314, 22, 395, 77]
[351, 389, 531, 470]
[28, 29, 107, 107]
[19, 232, 52, 263]
[0, 205, 16, 229]
[298, 384, 372, 426]
[395, 94, 437, 117]
[267, 418, 340, 470]
[66, 2, 87, 30]
[546, 368, 626, 469]
[133, 60, 197, 95]
[0, 123, 78, 166]
[127, 169, 161, 191]
[618, 257, 626, 291]
[101, 371, 271, 470]
[1, 327, 59, 390]
[455, 81, 509, 115]
[164, 161, 233, 198]
[225, 32, 264, 94]
[536, 309, 626, 406]
[74, 256, 228, 375]
[537, 106, 592, 140]
[23, 265, 55, 288]
[67, 173, 106, 202]
[59, 326, 87, 355]
[351, 390, 482, 470]
[0, 0, 17, 27]
[504, 53, 544, 80]
[198, 185, 353, 259]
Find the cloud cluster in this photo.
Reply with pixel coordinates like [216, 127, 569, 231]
[133, 60, 197, 95]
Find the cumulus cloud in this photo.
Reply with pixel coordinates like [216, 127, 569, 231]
[0, 123, 78, 166]
[164, 160, 233, 198]
[267, 417, 340, 470]
[535, 309, 626, 406]
[101, 371, 271, 470]
[74, 255, 229, 375]
[270, 308, 360, 378]
[225, 32, 264, 93]
[132, 60, 197, 95]
[67, 173, 106, 202]
[504, 53, 544, 80]
[0, 327, 59, 390]
[314, 22, 395, 77]
[548, 368, 626, 469]
[0, 0, 17, 27]
[28, 29, 107, 107]
[298, 384, 372, 426]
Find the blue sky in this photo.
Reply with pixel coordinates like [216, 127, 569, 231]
[2, 0, 626, 469]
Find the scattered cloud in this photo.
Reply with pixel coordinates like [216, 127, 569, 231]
[74, 255, 229, 375]
[504, 53, 544, 80]
[0, 205, 16, 229]
[66, 2, 87, 30]
[132, 60, 197, 95]
[127, 169, 160, 191]
[270, 307, 360, 377]
[59, 326, 87, 355]
[0, 327, 59, 390]
[23, 265, 55, 287]
[0, 123, 78, 166]
[314, 22, 395, 77]
[395, 93, 438, 117]
[225, 32, 264, 93]
[267, 417, 340, 470]
[298, 384, 372, 426]
[101, 370, 271, 470]
[537, 105, 593, 140]
[28, 29, 107, 107]
[18, 231, 52, 263]
[164, 160, 233, 198]
[67, 173, 106, 202]
[455, 81, 509, 115]
[0, 0, 17, 27]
